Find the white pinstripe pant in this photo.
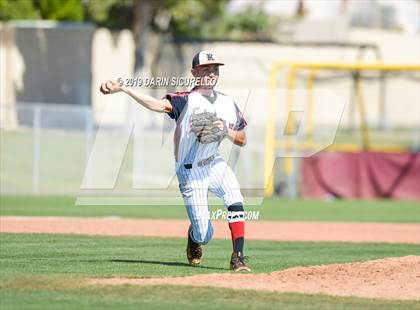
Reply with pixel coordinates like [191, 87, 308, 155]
[176, 154, 244, 244]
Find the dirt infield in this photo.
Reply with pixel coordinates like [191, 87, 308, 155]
[2, 216, 419, 300]
[1, 216, 419, 244]
[91, 256, 420, 300]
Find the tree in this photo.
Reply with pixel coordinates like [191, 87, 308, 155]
[132, 0, 157, 74]
[164, 0, 228, 37]
[39, 0, 84, 21]
[0, 0, 231, 74]
[0, 0, 40, 20]
[119, 0, 229, 76]
[0, 0, 83, 21]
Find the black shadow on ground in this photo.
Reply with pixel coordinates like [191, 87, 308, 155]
[109, 259, 228, 271]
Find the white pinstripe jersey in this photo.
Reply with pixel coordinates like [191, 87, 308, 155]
[166, 89, 246, 166]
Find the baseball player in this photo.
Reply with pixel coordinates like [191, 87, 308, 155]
[100, 51, 250, 272]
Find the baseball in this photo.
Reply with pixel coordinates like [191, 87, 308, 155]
[106, 81, 114, 90]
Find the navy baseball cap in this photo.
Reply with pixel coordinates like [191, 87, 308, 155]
[192, 51, 224, 68]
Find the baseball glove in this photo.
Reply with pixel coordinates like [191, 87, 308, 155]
[190, 111, 228, 144]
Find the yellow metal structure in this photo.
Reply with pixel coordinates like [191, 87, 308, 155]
[264, 62, 420, 196]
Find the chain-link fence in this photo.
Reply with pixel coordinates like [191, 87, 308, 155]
[0, 103, 265, 200]
[1, 103, 94, 195]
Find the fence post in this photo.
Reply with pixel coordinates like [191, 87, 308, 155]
[32, 105, 41, 195]
[84, 106, 94, 189]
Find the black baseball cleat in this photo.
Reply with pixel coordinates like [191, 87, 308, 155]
[230, 252, 251, 272]
[186, 226, 202, 266]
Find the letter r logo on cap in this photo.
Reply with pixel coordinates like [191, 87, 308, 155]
[206, 53, 215, 61]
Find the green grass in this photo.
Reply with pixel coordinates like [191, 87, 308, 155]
[1, 233, 419, 277]
[0, 233, 419, 309]
[1, 195, 419, 223]
[1, 284, 419, 310]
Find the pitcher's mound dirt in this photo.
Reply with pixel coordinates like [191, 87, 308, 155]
[92, 256, 420, 300]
